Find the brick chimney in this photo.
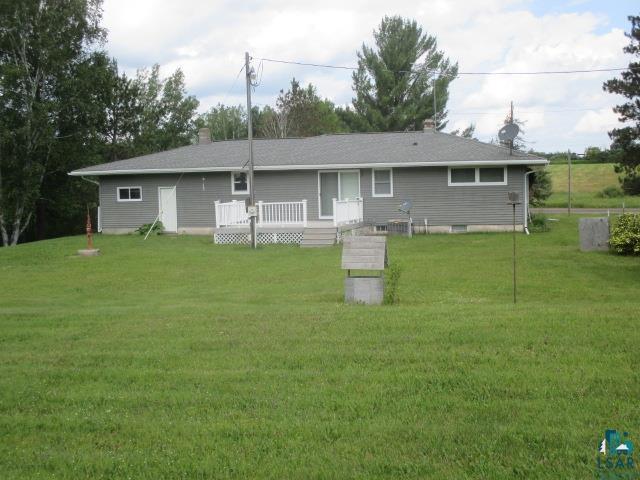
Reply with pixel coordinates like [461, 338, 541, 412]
[198, 127, 211, 145]
[422, 118, 435, 132]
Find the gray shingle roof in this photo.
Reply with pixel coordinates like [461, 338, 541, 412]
[69, 131, 547, 176]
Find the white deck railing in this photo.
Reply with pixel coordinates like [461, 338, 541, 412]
[215, 200, 249, 227]
[215, 199, 308, 227]
[333, 198, 364, 227]
[258, 200, 307, 226]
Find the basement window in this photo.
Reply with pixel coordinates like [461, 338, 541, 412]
[231, 172, 249, 195]
[451, 225, 468, 233]
[117, 186, 142, 202]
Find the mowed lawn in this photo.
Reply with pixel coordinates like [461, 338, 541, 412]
[545, 163, 640, 208]
[1, 217, 639, 479]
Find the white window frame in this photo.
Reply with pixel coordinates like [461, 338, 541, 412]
[448, 166, 507, 186]
[372, 168, 394, 197]
[231, 171, 249, 195]
[117, 186, 142, 202]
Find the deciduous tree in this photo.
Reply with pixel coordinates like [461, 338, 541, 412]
[258, 79, 347, 138]
[133, 64, 199, 154]
[0, 0, 105, 246]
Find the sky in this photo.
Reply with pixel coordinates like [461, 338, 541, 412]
[101, 0, 637, 152]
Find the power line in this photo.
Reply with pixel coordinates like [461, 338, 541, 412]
[217, 63, 246, 106]
[448, 106, 612, 116]
[257, 56, 635, 76]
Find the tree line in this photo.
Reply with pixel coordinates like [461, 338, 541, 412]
[0, 5, 457, 246]
[0, 1, 200, 245]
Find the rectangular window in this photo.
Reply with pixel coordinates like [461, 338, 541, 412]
[479, 167, 506, 183]
[372, 168, 393, 197]
[449, 167, 507, 186]
[450, 168, 476, 184]
[117, 186, 142, 202]
[231, 172, 248, 194]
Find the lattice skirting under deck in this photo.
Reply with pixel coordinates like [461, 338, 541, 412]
[214, 232, 303, 245]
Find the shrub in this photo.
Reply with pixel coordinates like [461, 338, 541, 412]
[529, 168, 552, 207]
[529, 213, 550, 233]
[596, 186, 624, 198]
[136, 221, 164, 236]
[619, 172, 640, 196]
[384, 263, 401, 305]
[610, 214, 640, 256]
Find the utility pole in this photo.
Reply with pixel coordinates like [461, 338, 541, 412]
[245, 52, 257, 249]
[567, 149, 572, 216]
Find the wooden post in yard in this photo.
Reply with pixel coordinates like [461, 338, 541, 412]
[86, 207, 94, 250]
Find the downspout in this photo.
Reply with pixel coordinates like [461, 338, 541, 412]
[524, 170, 536, 235]
[80, 175, 99, 186]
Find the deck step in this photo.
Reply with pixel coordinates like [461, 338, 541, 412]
[300, 241, 335, 248]
[302, 233, 336, 240]
[300, 226, 337, 247]
[304, 228, 336, 234]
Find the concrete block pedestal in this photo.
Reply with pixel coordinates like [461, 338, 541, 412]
[344, 276, 384, 305]
[77, 249, 100, 257]
[579, 217, 609, 252]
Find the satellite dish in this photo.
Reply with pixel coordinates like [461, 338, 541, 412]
[498, 123, 519, 142]
[398, 200, 413, 214]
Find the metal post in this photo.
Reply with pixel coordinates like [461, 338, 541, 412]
[245, 52, 257, 249]
[567, 149, 571, 216]
[512, 203, 516, 304]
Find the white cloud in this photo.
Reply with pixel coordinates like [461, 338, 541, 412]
[101, 0, 631, 151]
[573, 108, 619, 134]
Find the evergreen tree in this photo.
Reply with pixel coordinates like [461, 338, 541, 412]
[350, 16, 458, 132]
[603, 15, 640, 195]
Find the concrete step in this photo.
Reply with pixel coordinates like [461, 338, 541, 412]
[303, 228, 337, 235]
[301, 225, 337, 247]
[302, 232, 337, 240]
[301, 237, 335, 244]
[300, 239, 336, 247]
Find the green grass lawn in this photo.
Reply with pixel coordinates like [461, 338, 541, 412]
[545, 163, 640, 208]
[1, 217, 639, 479]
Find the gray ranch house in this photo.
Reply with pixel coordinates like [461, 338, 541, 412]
[69, 123, 547, 246]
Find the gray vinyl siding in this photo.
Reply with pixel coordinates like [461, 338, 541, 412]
[99, 171, 319, 229]
[98, 166, 526, 230]
[99, 175, 177, 229]
[360, 166, 526, 226]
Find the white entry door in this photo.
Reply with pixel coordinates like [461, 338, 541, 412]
[158, 187, 178, 232]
